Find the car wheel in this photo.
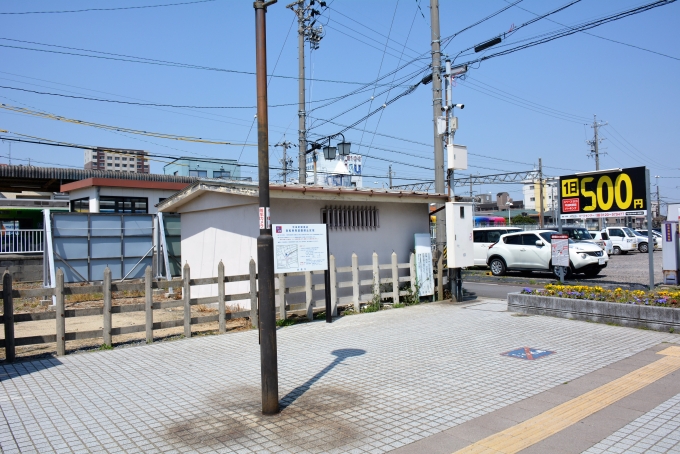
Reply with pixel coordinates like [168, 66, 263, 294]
[612, 246, 621, 255]
[638, 242, 649, 253]
[489, 258, 506, 276]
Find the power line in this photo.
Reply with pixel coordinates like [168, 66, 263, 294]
[0, 103, 255, 145]
[0, 37, 415, 87]
[0, 84, 347, 109]
[503, 0, 680, 62]
[0, 0, 217, 15]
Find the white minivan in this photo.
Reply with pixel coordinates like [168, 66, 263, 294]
[473, 227, 522, 266]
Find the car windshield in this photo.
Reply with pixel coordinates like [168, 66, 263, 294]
[539, 232, 575, 244]
[568, 228, 593, 240]
[623, 228, 637, 237]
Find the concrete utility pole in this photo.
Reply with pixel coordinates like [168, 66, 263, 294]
[254, 0, 279, 416]
[274, 139, 294, 183]
[388, 165, 393, 189]
[430, 0, 445, 255]
[538, 158, 544, 228]
[588, 114, 607, 229]
[287, 0, 324, 185]
[655, 175, 661, 223]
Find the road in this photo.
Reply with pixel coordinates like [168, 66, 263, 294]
[464, 282, 524, 300]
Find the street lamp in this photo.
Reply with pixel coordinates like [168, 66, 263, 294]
[506, 201, 513, 226]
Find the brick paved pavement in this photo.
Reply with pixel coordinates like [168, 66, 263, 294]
[1, 299, 679, 453]
[584, 392, 680, 454]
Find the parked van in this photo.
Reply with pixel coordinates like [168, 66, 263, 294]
[603, 226, 638, 255]
[473, 227, 522, 266]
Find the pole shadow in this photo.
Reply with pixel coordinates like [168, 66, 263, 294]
[279, 348, 366, 410]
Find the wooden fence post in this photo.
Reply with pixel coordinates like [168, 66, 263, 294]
[55, 269, 65, 356]
[103, 267, 112, 347]
[3, 271, 15, 362]
[391, 252, 399, 305]
[409, 253, 416, 295]
[183, 263, 191, 338]
[372, 252, 380, 298]
[305, 271, 313, 320]
[352, 253, 359, 312]
[249, 259, 257, 329]
[278, 273, 286, 321]
[437, 255, 443, 301]
[218, 261, 225, 334]
[145, 266, 153, 343]
[330, 255, 338, 316]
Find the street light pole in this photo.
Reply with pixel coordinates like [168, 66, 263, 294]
[254, 0, 279, 416]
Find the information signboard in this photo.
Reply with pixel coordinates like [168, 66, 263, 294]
[551, 234, 570, 267]
[273, 224, 328, 273]
[559, 166, 647, 219]
[414, 234, 434, 296]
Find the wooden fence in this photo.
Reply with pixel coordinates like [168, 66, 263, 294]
[1, 251, 429, 362]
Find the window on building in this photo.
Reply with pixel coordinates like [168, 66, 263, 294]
[213, 170, 231, 179]
[99, 196, 148, 214]
[321, 206, 379, 230]
[189, 170, 207, 177]
[530, 197, 535, 201]
[70, 198, 90, 213]
[115, 164, 120, 167]
[107, 156, 112, 160]
[114, 157, 120, 160]
[529, 185, 534, 190]
[122, 157, 127, 161]
[122, 164, 127, 168]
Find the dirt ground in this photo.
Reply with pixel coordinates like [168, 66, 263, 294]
[0, 283, 253, 361]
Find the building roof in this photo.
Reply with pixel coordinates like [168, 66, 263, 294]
[0, 165, 196, 192]
[157, 179, 448, 212]
[61, 178, 190, 192]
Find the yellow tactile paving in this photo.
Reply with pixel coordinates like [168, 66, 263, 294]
[454, 346, 680, 454]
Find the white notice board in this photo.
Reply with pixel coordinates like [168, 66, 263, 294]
[551, 234, 570, 267]
[273, 224, 328, 273]
[414, 234, 434, 296]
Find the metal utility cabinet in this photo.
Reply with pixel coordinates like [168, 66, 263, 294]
[662, 221, 680, 285]
[445, 202, 474, 268]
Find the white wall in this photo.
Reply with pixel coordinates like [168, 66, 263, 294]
[176, 192, 431, 300]
[68, 187, 180, 214]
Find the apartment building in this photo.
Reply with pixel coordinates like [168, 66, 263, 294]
[84, 147, 150, 173]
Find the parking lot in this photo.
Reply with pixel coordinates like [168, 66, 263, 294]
[469, 250, 663, 288]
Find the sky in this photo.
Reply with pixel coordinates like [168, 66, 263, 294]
[0, 0, 678, 211]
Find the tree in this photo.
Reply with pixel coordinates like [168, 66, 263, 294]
[508, 214, 536, 225]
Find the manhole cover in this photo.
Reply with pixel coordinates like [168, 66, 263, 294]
[501, 347, 554, 360]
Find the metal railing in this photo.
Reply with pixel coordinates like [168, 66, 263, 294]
[0, 229, 44, 254]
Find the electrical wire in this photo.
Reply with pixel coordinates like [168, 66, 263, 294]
[0, 0, 217, 15]
[503, 0, 680, 62]
[0, 103, 255, 145]
[0, 37, 414, 87]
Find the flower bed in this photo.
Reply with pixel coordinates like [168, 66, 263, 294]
[520, 284, 680, 308]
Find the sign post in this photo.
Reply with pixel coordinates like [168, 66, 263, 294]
[273, 224, 330, 318]
[550, 233, 569, 284]
[559, 166, 653, 289]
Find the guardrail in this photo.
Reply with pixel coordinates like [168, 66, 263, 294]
[0, 229, 43, 254]
[1, 252, 423, 361]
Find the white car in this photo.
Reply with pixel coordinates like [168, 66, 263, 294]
[487, 230, 609, 278]
[589, 230, 614, 255]
[603, 227, 638, 255]
[472, 227, 522, 266]
[636, 230, 662, 251]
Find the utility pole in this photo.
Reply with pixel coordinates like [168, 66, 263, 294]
[254, 0, 279, 416]
[655, 175, 661, 224]
[538, 158, 544, 228]
[430, 0, 445, 256]
[287, 0, 324, 185]
[388, 165, 393, 189]
[274, 139, 295, 183]
[588, 115, 607, 229]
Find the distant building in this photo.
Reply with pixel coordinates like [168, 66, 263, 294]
[305, 153, 363, 187]
[522, 179, 557, 211]
[84, 147, 150, 173]
[163, 157, 244, 180]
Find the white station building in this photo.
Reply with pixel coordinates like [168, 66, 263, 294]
[157, 179, 445, 298]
